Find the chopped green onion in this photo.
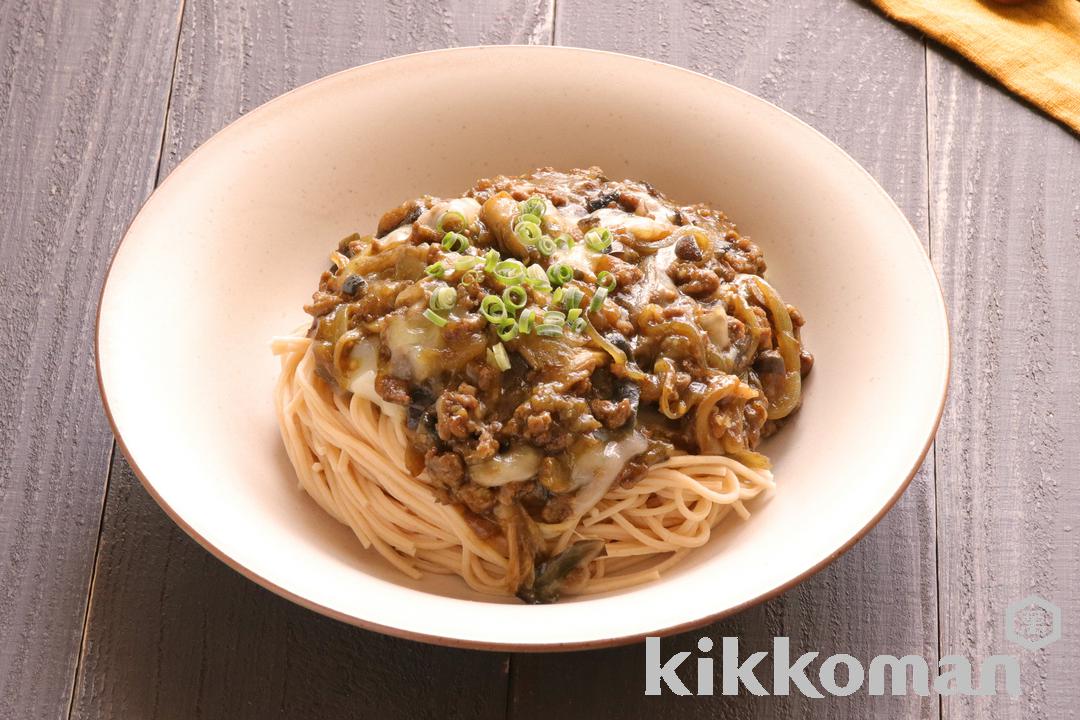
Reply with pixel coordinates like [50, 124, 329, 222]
[517, 213, 542, 228]
[535, 323, 564, 337]
[425, 261, 447, 277]
[460, 270, 481, 285]
[547, 263, 573, 286]
[514, 220, 543, 245]
[494, 259, 526, 285]
[520, 195, 546, 218]
[429, 285, 457, 312]
[562, 286, 584, 309]
[525, 263, 552, 290]
[588, 286, 609, 313]
[543, 310, 566, 325]
[502, 285, 527, 310]
[567, 307, 583, 325]
[488, 342, 511, 371]
[455, 255, 481, 272]
[552, 287, 564, 305]
[441, 231, 470, 252]
[518, 308, 536, 334]
[484, 249, 500, 273]
[480, 294, 508, 323]
[596, 270, 617, 291]
[537, 235, 557, 256]
[497, 317, 519, 341]
[569, 316, 586, 332]
[423, 308, 448, 327]
[437, 210, 467, 233]
[584, 227, 613, 252]
[558, 233, 574, 249]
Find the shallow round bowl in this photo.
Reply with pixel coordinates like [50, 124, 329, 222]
[97, 46, 949, 650]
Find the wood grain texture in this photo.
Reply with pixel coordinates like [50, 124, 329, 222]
[928, 45, 1080, 719]
[510, 1, 939, 717]
[69, 1, 552, 718]
[70, 462, 508, 720]
[0, 2, 182, 719]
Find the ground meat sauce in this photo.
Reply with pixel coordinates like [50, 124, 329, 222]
[304, 167, 811, 602]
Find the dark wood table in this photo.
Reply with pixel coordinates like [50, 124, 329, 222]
[2, 1, 1077, 717]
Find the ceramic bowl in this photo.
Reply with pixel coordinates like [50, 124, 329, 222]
[97, 46, 948, 649]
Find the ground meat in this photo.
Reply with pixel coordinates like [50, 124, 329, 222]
[462, 426, 500, 464]
[674, 233, 704, 261]
[668, 261, 720, 297]
[435, 384, 482, 441]
[374, 374, 410, 405]
[456, 482, 496, 514]
[425, 449, 465, 488]
[595, 253, 644, 288]
[524, 411, 553, 441]
[504, 389, 601, 453]
[590, 398, 633, 429]
[540, 495, 573, 524]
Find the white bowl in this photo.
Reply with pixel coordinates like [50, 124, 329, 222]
[97, 46, 948, 650]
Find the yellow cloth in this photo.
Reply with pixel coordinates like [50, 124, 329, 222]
[871, 0, 1080, 133]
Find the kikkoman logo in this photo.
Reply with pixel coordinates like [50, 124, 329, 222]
[645, 596, 1062, 697]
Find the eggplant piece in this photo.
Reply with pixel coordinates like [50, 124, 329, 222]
[516, 539, 605, 604]
[406, 386, 436, 430]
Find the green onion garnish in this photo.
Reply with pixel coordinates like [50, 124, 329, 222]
[584, 227, 613, 252]
[484, 249, 500, 273]
[455, 255, 481, 272]
[567, 308, 585, 332]
[588, 286, 609, 313]
[437, 210, 467, 233]
[514, 220, 542, 245]
[480, 294, 508, 323]
[441, 231, 469, 252]
[596, 270, 617, 291]
[562, 286, 584, 309]
[488, 343, 511, 371]
[494, 259, 526, 285]
[537, 235, 557, 256]
[425, 261, 447, 277]
[502, 285, 527, 310]
[520, 195, 546, 218]
[518, 308, 536, 334]
[423, 308, 448, 327]
[461, 270, 481, 286]
[535, 323, 564, 337]
[517, 213, 542, 227]
[543, 310, 566, 326]
[552, 287, 564, 305]
[429, 285, 457, 312]
[525, 267, 551, 291]
[497, 317, 519, 341]
[547, 263, 573, 286]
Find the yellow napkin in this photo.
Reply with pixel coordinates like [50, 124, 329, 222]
[871, 0, 1080, 133]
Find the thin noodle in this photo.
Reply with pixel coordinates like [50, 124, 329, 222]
[273, 338, 775, 597]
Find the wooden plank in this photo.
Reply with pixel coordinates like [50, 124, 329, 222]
[927, 46, 1080, 719]
[510, 1, 938, 717]
[69, 2, 553, 718]
[0, 2, 182, 719]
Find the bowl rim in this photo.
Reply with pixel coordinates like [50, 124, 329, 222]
[95, 44, 950, 652]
